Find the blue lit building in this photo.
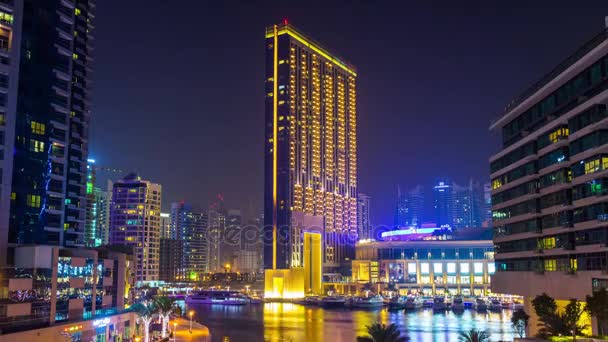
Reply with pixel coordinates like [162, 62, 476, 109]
[395, 185, 424, 227]
[433, 179, 453, 227]
[0, 0, 96, 262]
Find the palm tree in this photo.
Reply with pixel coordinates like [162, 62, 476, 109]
[458, 329, 490, 342]
[154, 296, 177, 338]
[356, 323, 409, 342]
[586, 288, 608, 336]
[132, 300, 158, 342]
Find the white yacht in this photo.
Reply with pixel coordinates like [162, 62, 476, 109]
[432, 296, 447, 311]
[185, 290, 248, 305]
[451, 295, 465, 312]
[404, 296, 423, 310]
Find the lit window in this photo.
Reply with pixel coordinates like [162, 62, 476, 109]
[30, 140, 45, 152]
[541, 237, 556, 249]
[544, 259, 556, 272]
[473, 262, 483, 274]
[433, 263, 443, 274]
[460, 263, 470, 274]
[0, 11, 13, 25]
[460, 275, 470, 284]
[74, 8, 81, 16]
[473, 276, 484, 284]
[420, 276, 431, 284]
[488, 263, 496, 274]
[447, 262, 456, 274]
[407, 263, 416, 274]
[26, 194, 41, 208]
[492, 179, 502, 190]
[72, 53, 78, 60]
[10, 192, 15, 200]
[420, 263, 429, 274]
[31, 121, 45, 135]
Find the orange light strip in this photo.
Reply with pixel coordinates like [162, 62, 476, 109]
[272, 24, 278, 270]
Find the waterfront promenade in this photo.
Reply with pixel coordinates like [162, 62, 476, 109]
[171, 317, 211, 342]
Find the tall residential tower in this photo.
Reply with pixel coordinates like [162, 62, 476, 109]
[0, 0, 95, 264]
[490, 24, 608, 335]
[109, 173, 161, 283]
[264, 22, 358, 297]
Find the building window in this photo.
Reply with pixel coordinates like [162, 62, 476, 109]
[488, 263, 496, 274]
[473, 262, 484, 274]
[447, 262, 456, 274]
[433, 263, 442, 274]
[460, 275, 470, 284]
[460, 263, 470, 274]
[31, 121, 45, 135]
[27, 194, 41, 208]
[30, 140, 45, 152]
[420, 263, 429, 274]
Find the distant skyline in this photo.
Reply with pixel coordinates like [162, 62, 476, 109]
[89, 0, 607, 225]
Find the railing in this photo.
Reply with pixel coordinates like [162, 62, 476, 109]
[504, 28, 608, 114]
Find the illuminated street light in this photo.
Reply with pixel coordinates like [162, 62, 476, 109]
[188, 311, 194, 334]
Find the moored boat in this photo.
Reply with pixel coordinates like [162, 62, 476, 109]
[185, 290, 248, 305]
[474, 298, 488, 311]
[432, 296, 447, 311]
[388, 296, 406, 310]
[489, 298, 502, 312]
[353, 295, 384, 309]
[320, 295, 346, 308]
[404, 296, 423, 310]
[451, 295, 465, 312]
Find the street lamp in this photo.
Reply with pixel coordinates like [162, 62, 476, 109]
[188, 311, 194, 334]
[173, 322, 177, 341]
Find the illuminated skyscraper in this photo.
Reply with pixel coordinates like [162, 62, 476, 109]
[170, 202, 209, 280]
[85, 159, 109, 247]
[109, 173, 161, 283]
[264, 22, 358, 297]
[357, 193, 371, 240]
[0, 1, 95, 264]
[395, 186, 424, 228]
[433, 179, 454, 227]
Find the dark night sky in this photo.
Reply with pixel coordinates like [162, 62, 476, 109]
[90, 0, 608, 224]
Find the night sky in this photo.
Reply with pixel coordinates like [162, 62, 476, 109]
[90, 0, 608, 224]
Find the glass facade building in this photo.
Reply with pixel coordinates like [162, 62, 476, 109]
[263, 23, 358, 273]
[395, 185, 424, 228]
[490, 25, 608, 335]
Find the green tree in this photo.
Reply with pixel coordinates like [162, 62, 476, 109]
[458, 329, 490, 342]
[511, 309, 530, 338]
[154, 296, 178, 338]
[586, 288, 608, 336]
[132, 300, 158, 342]
[356, 323, 410, 342]
[532, 294, 586, 338]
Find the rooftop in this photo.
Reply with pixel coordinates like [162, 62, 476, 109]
[490, 26, 608, 130]
[265, 22, 357, 76]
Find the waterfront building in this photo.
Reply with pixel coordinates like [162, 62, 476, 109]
[263, 22, 358, 298]
[489, 23, 608, 335]
[170, 202, 209, 280]
[483, 182, 492, 227]
[357, 193, 372, 240]
[0, 0, 95, 263]
[235, 250, 260, 274]
[223, 209, 242, 268]
[353, 229, 495, 296]
[433, 179, 454, 227]
[0, 245, 135, 341]
[160, 212, 171, 239]
[85, 159, 110, 247]
[109, 173, 161, 283]
[159, 238, 184, 282]
[395, 186, 424, 228]
[207, 205, 225, 272]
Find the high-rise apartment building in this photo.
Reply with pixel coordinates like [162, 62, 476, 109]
[395, 186, 424, 228]
[433, 179, 454, 227]
[170, 202, 209, 279]
[490, 24, 608, 335]
[0, 0, 95, 263]
[357, 193, 371, 240]
[109, 174, 161, 283]
[160, 212, 171, 238]
[452, 180, 484, 229]
[85, 159, 109, 247]
[207, 206, 225, 272]
[263, 22, 358, 297]
[223, 209, 242, 268]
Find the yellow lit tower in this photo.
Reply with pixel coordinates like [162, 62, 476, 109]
[263, 21, 358, 298]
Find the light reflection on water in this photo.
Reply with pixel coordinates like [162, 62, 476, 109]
[187, 303, 515, 342]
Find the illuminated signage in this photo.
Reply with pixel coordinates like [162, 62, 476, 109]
[64, 324, 83, 332]
[93, 318, 111, 327]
